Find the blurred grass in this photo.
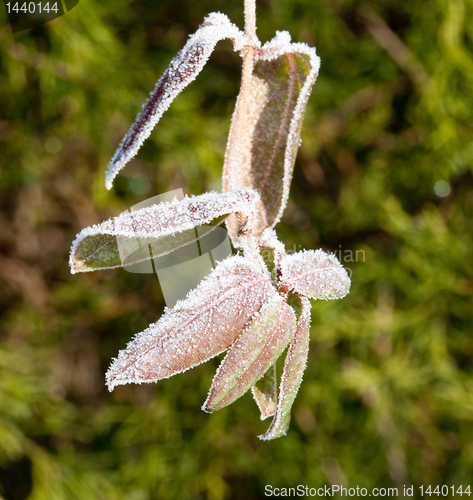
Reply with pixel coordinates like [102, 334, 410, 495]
[0, 0, 473, 498]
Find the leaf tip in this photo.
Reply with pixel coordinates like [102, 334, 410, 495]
[104, 166, 117, 190]
[201, 403, 214, 414]
[69, 238, 82, 274]
[257, 429, 287, 441]
[105, 354, 138, 392]
[69, 265, 79, 275]
[105, 363, 118, 392]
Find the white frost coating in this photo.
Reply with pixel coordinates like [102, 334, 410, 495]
[260, 228, 287, 258]
[105, 13, 254, 190]
[280, 249, 351, 300]
[255, 35, 321, 228]
[69, 189, 259, 273]
[106, 255, 277, 390]
[256, 30, 292, 53]
[75, 189, 257, 239]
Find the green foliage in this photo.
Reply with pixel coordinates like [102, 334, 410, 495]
[0, 0, 472, 498]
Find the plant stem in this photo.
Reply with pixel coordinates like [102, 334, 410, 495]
[244, 0, 257, 41]
[241, 233, 268, 276]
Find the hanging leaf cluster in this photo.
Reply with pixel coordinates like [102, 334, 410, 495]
[70, 7, 350, 440]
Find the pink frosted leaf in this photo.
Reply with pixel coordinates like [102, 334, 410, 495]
[105, 13, 250, 189]
[223, 32, 320, 241]
[203, 295, 296, 412]
[69, 189, 258, 273]
[259, 296, 311, 440]
[252, 364, 277, 420]
[106, 255, 277, 390]
[280, 249, 351, 300]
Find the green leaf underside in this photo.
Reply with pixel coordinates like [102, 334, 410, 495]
[72, 215, 228, 272]
[74, 233, 123, 270]
[286, 293, 303, 320]
[204, 297, 296, 412]
[224, 50, 312, 241]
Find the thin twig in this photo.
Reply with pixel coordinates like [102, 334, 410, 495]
[359, 5, 428, 88]
[244, 0, 257, 41]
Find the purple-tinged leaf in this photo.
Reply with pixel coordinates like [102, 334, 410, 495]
[252, 364, 277, 420]
[279, 249, 351, 300]
[106, 255, 276, 390]
[70, 189, 258, 273]
[105, 12, 252, 189]
[223, 31, 321, 242]
[260, 296, 311, 440]
[203, 295, 296, 412]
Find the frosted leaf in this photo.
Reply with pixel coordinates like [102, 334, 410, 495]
[105, 12, 251, 189]
[203, 295, 296, 412]
[259, 296, 311, 440]
[223, 32, 320, 242]
[106, 255, 277, 390]
[252, 364, 277, 420]
[279, 250, 351, 300]
[70, 189, 258, 273]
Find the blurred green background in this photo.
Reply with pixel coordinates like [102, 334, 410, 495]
[1, 0, 473, 498]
